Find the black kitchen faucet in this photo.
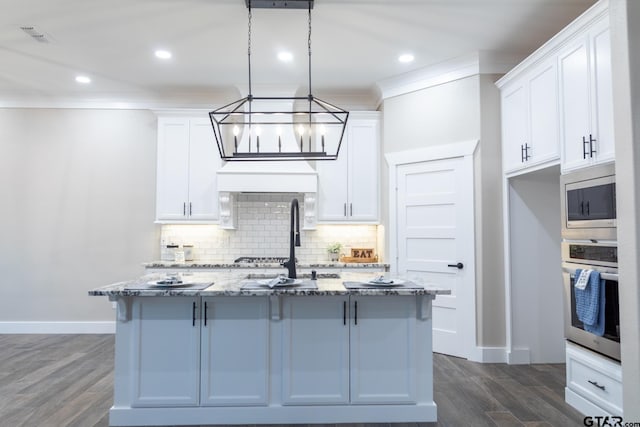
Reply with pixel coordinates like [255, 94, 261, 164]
[282, 198, 300, 279]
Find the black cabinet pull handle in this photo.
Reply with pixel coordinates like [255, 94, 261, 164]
[192, 302, 196, 327]
[582, 136, 589, 159]
[580, 201, 584, 216]
[354, 301, 358, 326]
[183, 202, 186, 216]
[589, 134, 597, 157]
[350, 203, 353, 216]
[588, 380, 606, 391]
[204, 301, 208, 326]
[189, 202, 193, 216]
[343, 203, 347, 217]
[343, 301, 346, 325]
[586, 201, 590, 216]
[447, 262, 464, 269]
[521, 143, 531, 162]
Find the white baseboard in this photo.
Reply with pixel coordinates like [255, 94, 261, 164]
[507, 348, 531, 364]
[468, 346, 508, 363]
[0, 321, 115, 334]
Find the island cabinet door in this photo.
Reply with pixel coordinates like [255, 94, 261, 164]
[200, 296, 270, 406]
[350, 295, 417, 404]
[130, 297, 201, 407]
[281, 296, 350, 405]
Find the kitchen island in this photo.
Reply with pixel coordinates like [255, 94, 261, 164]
[90, 271, 449, 426]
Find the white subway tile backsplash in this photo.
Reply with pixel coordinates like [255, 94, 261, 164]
[160, 193, 378, 263]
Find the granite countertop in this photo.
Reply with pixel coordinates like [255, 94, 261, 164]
[89, 271, 449, 297]
[143, 261, 390, 269]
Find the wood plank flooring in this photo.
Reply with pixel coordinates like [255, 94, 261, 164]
[0, 335, 586, 427]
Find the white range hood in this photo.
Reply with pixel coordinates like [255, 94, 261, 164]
[216, 160, 317, 193]
[216, 160, 318, 231]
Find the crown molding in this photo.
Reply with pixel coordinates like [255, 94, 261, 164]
[0, 89, 238, 110]
[496, 0, 609, 88]
[376, 51, 523, 100]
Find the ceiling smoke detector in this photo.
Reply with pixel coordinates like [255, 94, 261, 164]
[20, 26, 50, 43]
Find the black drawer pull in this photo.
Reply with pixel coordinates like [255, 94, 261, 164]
[447, 262, 464, 269]
[192, 302, 196, 327]
[354, 301, 358, 326]
[588, 380, 606, 391]
[343, 301, 346, 326]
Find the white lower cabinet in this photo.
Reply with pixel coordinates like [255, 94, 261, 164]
[350, 296, 417, 404]
[129, 296, 268, 408]
[565, 342, 622, 417]
[281, 296, 350, 404]
[130, 297, 201, 407]
[281, 295, 417, 405]
[116, 294, 435, 425]
[200, 296, 269, 406]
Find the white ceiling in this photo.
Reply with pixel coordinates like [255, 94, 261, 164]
[0, 0, 597, 107]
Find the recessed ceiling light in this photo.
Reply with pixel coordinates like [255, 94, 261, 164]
[278, 51, 293, 62]
[75, 75, 91, 84]
[398, 53, 415, 63]
[155, 49, 172, 60]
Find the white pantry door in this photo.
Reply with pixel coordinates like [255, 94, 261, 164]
[396, 156, 475, 358]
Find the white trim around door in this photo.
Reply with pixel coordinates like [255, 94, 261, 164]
[386, 139, 478, 360]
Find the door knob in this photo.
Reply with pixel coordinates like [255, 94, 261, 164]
[447, 262, 464, 269]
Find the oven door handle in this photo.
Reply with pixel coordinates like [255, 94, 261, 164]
[563, 267, 619, 282]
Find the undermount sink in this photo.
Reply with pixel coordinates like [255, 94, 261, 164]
[244, 272, 340, 280]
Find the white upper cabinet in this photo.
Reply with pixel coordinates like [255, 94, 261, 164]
[501, 59, 560, 174]
[156, 117, 221, 222]
[317, 112, 380, 222]
[559, 16, 614, 172]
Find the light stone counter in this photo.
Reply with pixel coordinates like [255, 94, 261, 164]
[88, 271, 449, 298]
[143, 261, 390, 270]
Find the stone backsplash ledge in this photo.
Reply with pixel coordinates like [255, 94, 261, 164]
[161, 193, 379, 263]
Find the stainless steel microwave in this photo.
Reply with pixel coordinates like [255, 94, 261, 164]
[560, 163, 616, 241]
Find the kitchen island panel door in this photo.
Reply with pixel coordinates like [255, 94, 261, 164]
[281, 296, 350, 405]
[350, 295, 417, 404]
[200, 297, 269, 406]
[130, 297, 200, 407]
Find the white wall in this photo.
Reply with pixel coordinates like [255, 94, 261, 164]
[477, 74, 506, 348]
[382, 74, 506, 349]
[610, 0, 640, 418]
[508, 167, 564, 363]
[0, 109, 159, 326]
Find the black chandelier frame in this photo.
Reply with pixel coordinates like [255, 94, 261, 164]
[209, 0, 349, 161]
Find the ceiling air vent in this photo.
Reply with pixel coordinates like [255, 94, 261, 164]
[20, 26, 50, 43]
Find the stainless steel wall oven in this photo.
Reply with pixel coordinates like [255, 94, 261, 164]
[561, 241, 620, 361]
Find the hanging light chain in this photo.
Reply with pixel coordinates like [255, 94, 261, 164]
[307, 0, 312, 98]
[247, 2, 253, 98]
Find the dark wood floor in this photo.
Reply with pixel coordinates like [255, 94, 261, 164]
[0, 335, 586, 427]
